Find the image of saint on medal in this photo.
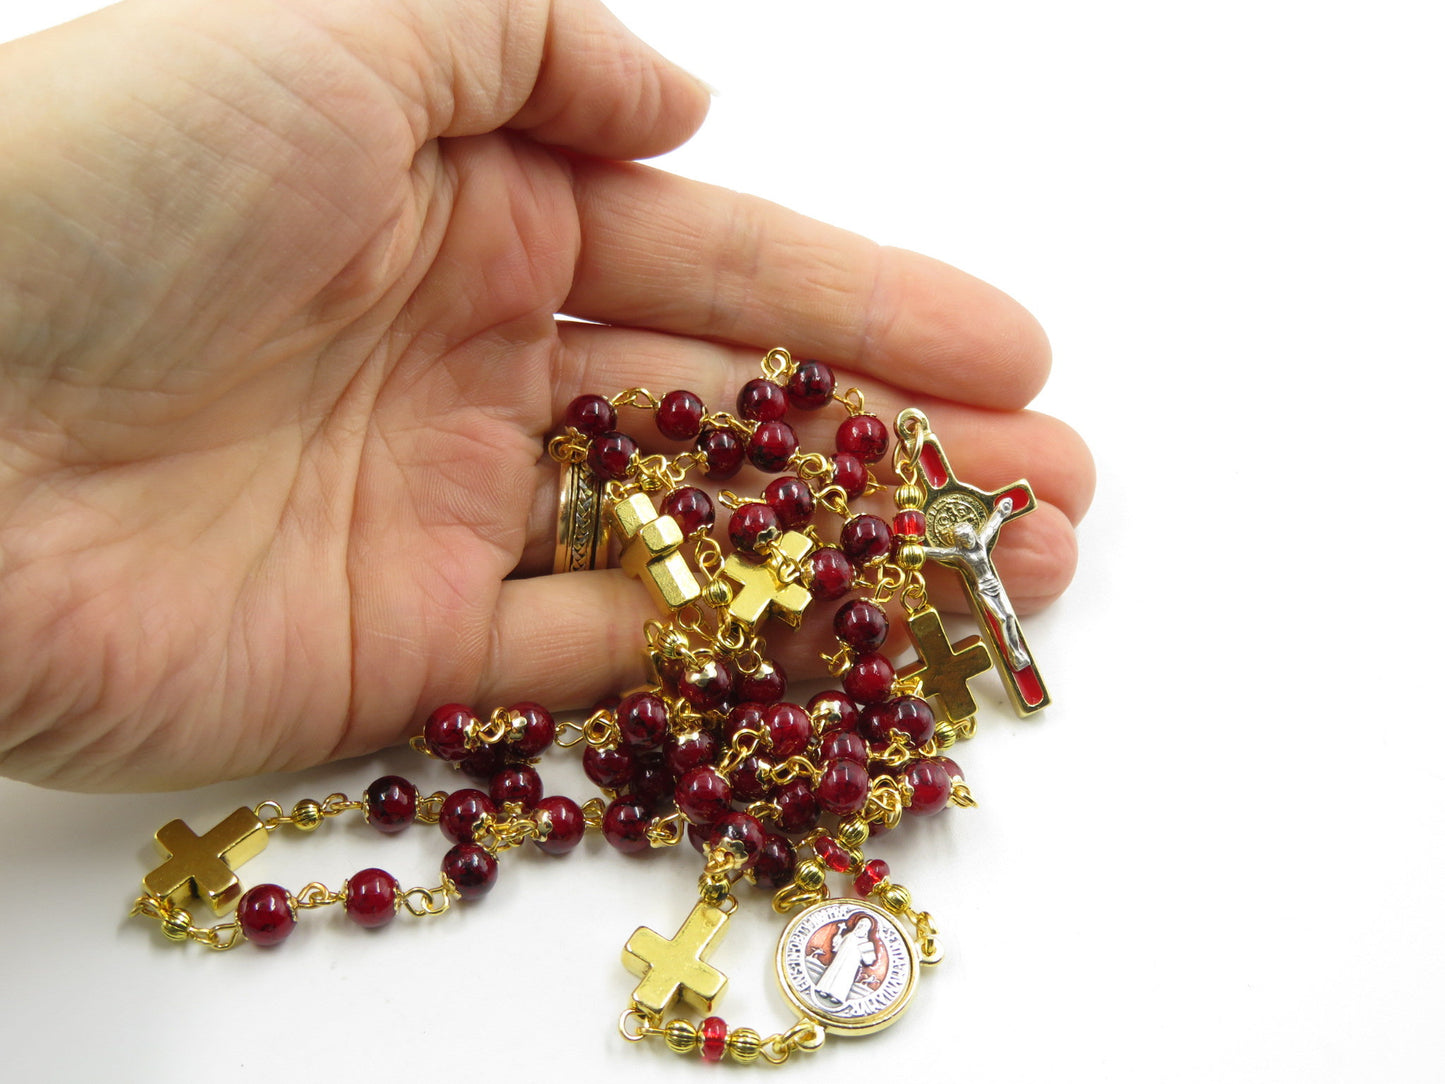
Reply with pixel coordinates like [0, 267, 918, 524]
[804, 910, 888, 1011]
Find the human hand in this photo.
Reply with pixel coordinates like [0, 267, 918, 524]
[0, 0, 1092, 790]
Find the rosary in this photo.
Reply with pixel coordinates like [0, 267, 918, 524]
[130, 348, 1050, 1065]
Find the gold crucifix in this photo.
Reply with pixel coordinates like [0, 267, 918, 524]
[897, 605, 992, 735]
[143, 808, 269, 914]
[610, 493, 702, 612]
[622, 901, 731, 1015]
[721, 530, 814, 628]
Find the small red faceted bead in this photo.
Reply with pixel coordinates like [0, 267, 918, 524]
[586, 430, 638, 481]
[836, 413, 889, 463]
[831, 453, 869, 499]
[344, 868, 399, 928]
[754, 833, 797, 889]
[905, 758, 953, 816]
[834, 598, 889, 651]
[747, 420, 799, 473]
[728, 502, 780, 554]
[656, 389, 706, 440]
[458, 744, 502, 783]
[508, 701, 556, 758]
[892, 509, 927, 539]
[617, 692, 670, 749]
[423, 703, 475, 761]
[737, 378, 788, 422]
[844, 652, 896, 704]
[665, 729, 720, 778]
[763, 475, 815, 530]
[712, 811, 765, 870]
[891, 696, 936, 745]
[814, 834, 855, 873]
[840, 514, 893, 563]
[632, 758, 676, 812]
[806, 547, 854, 601]
[773, 778, 821, 834]
[442, 843, 498, 900]
[675, 766, 733, 825]
[439, 788, 496, 844]
[730, 754, 775, 802]
[816, 759, 870, 815]
[855, 858, 891, 896]
[602, 797, 652, 854]
[699, 1017, 729, 1063]
[765, 702, 812, 758]
[698, 427, 745, 480]
[735, 658, 787, 704]
[491, 764, 542, 809]
[786, 359, 836, 410]
[564, 394, 616, 437]
[364, 775, 418, 834]
[808, 690, 860, 732]
[819, 728, 869, 765]
[583, 743, 636, 790]
[237, 884, 295, 946]
[661, 486, 715, 536]
[679, 659, 734, 713]
[534, 795, 586, 855]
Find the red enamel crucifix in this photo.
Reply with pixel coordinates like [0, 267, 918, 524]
[896, 409, 1050, 716]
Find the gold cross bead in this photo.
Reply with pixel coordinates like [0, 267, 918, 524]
[622, 901, 730, 1015]
[143, 808, 269, 915]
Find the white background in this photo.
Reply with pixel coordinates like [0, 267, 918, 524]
[1, 1, 1442, 1081]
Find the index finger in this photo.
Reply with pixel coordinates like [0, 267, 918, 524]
[563, 158, 1052, 411]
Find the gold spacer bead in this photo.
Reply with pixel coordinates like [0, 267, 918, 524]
[290, 798, 324, 831]
[895, 483, 926, 510]
[702, 577, 733, 608]
[897, 542, 926, 571]
[664, 1019, 698, 1054]
[794, 859, 826, 892]
[657, 628, 690, 660]
[835, 819, 869, 849]
[160, 909, 193, 941]
[932, 719, 958, 750]
[699, 877, 732, 908]
[728, 1027, 763, 1062]
[879, 883, 913, 914]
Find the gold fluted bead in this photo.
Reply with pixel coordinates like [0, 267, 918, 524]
[657, 628, 690, 659]
[932, 719, 958, 750]
[160, 909, 193, 941]
[699, 877, 732, 908]
[290, 798, 324, 832]
[794, 859, 826, 892]
[664, 1019, 698, 1054]
[895, 483, 926, 509]
[836, 819, 868, 849]
[879, 883, 913, 914]
[728, 1027, 763, 1063]
[702, 577, 733, 608]
[897, 542, 926, 571]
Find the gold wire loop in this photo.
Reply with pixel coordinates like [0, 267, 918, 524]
[400, 885, 452, 917]
[760, 346, 793, 380]
[610, 387, 661, 411]
[253, 800, 286, 829]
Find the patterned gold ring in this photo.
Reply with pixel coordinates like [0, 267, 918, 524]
[554, 459, 609, 573]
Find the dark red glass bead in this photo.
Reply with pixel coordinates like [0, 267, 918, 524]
[656, 389, 706, 441]
[586, 430, 638, 481]
[583, 743, 636, 790]
[508, 701, 555, 757]
[602, 797, 652, 854]
[844, 652, 896, 704]
[344, 868, 398, 928]
[699, 1017, 729, 1063]
[815, 834, 855, 873]
[237, 884, 295, 946]
[686, 820, 716, 855]
[816, 759, 870, 815]
[442, 843, 498, 900]
[855, 858, 890, 896]
[830, 453, 868, 501]
[905, 758, 953, 816]
[806, 547, 854, 601]
[840, 514, 892, 563]
[632, 757, 676, 812]
[892, 509, 927, 539]
[491, 764, 542, 809]
[765, 702, 812, 758]
[364, 775, 417, 834]
[423, 703, 475, 761]
[891, 696, 936, 745]
[754, 833, 797, 888]
[534, 795, 586, 854]
[808, 690, 860, 732]
[730, 754, 775, 802]
[661, 486, 715, 536]
[712, 811, 765, 870]
[440, 788, 496, 844]
[675, 766, 732, 825]
[834, 598, 889, 651]
[458, 744, 503, 783]
[763, 475, 815, 530]
[679, 659, 734, 713]
[819, 728, 869, 765]
[836, 413, 888, 463]
[786, 359, 836, 410]
[773, 778, 820, 834]
[665, 729, 719, 778]
[698, 427, 745, 480]
[859, 701, 899, 744]
[747, 420, 798, 473]
[564, 394, 616, 437]
[617, 692, 670, 749]
[726, 701, 768, 741]
[728, 502, 780, 553]
[738, 378, 788, 422]
[941, 757, 965, 784]
[735, 658, 787, 704]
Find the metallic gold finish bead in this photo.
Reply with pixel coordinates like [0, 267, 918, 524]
[160, 909, 193, 941]
[879, 883, 913, 914]
[794, 859, 826, 892]
[290, 799, 324, 832]
[664, 1019, 699, 1054]
[932, 719, 958, 750]
[657, 628, 690, 660]
[702, 577, 734, 608]
[895, 483, 926, 510]
[699, 877, 732, 908]
[836, 819, 869, 849]
[897, 542, 926, 571]
[809, 700, 844, 732]
[728, 1027, 763, 1062]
